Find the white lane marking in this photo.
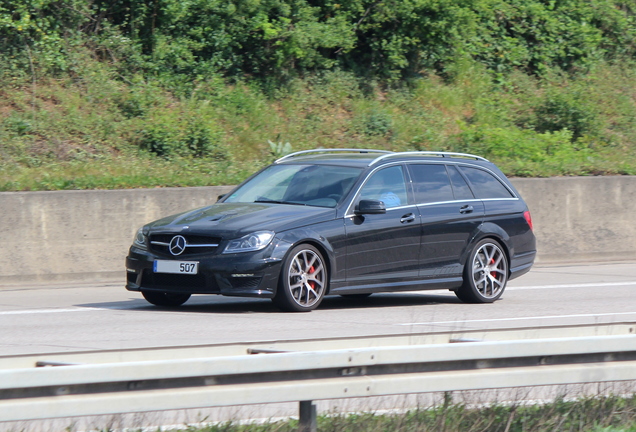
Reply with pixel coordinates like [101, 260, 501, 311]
[1, 282, 635, 316]
[397, 311, 636, 326]
[0, 307, 102, 316]
[508, 281, 636, 290]
[399, 281, 636, 296]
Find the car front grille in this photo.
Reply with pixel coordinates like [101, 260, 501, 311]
[149, 234, 222, 256]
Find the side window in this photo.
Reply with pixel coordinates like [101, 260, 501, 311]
[408, 164, 454, 204]
[458, 166, 514, 199]
[447, 165, 475, 200]
[359, 166, 408, 208]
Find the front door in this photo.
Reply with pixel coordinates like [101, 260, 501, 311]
[343, 165, 421, 290]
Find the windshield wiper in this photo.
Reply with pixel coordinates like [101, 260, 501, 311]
[254, 199, 308, 206]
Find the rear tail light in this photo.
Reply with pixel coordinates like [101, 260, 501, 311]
[523, 211, 534, 231]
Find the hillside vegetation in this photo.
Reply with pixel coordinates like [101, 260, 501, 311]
[2, 0, 636, 190]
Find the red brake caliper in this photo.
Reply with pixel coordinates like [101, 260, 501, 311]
[490, 258, 497, 278]
[308, 266, 316, 290]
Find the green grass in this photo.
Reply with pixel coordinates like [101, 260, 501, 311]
[3, 62, 636, 191]
[149, 394, 636, 432]
[0, 155, 257, 191]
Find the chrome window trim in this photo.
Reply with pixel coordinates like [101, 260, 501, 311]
[445, 162, 518, 199]
[403, 159, 511, 184]
[479, 198, 519, 202]
[414, 198, 480, 207]
[345, 159, 518, 216]
[413, 197, 519, 208]
[346, 196, 519, 215]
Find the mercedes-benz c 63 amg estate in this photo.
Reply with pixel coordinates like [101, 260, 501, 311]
[126, 150, 536, 311]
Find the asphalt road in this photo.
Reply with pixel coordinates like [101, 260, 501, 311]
[1, 262, 636, 356]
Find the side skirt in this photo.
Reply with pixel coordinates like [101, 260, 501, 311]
[330, 277, 463, 296]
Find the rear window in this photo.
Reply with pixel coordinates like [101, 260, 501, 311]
[408, 164, 454, 204]
[458, 166, 514, 199]
[447, 165, 475, 200]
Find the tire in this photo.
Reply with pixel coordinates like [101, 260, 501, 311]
[456, 239, 508, 303]
[142, 291, 191, 307]
[273, 244, 328, 312]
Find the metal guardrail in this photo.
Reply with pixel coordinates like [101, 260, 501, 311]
[4, 322, 632, 370]
[1, 334, 636, 430]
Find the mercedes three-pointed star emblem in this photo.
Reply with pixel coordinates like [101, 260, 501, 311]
[169, 235, 187, 256]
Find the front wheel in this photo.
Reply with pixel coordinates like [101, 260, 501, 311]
[273, 244, 328, 312]
[142, 291, 191, 307]
[456, 239, 508, 303]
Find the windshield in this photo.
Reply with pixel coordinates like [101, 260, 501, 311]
[224, 164, 363, 208]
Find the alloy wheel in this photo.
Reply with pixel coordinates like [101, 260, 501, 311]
[287, 248, 326, 308]
[471, 242, 507, 299]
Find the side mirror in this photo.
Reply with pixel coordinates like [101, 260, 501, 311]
[355, 199, 386, 215]
[217, 194, 227, 202]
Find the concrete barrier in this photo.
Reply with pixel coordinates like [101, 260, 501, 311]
[0, 186, 233, 286]
[0, 177, 634, 287]
[512, 177, 636, 264]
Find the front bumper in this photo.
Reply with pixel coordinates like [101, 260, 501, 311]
[125, 247, 283, 298]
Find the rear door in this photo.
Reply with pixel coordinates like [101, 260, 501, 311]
[408, 163, 485, 279]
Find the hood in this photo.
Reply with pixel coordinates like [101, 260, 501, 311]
[146, 202, 337, 238]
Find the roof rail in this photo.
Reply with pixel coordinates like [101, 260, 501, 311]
[275, 149, 393, 164]
[369, 151, 488, 166]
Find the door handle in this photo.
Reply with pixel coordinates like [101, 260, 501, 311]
[400, 213, 416, 223]
[459, 205, 474, 214]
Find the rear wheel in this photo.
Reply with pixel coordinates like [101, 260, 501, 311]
[273, 244, 328, 312]
[456, 239, 508, 303]
[142, 291, 191, 307]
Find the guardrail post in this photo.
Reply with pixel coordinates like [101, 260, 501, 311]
[299, 400, 317, 432]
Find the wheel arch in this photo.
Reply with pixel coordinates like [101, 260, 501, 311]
[274, 229, 336, 294]
[465, 223, 513, 277]
[285, 239, 333, 293]
[272, 241, 330, 312]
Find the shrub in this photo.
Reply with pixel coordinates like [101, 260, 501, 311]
[138, 108, 226, 159]
[451, 124, 595, 176]
[532, 91, 601, 141]
[454, 125, 577, 161]
[360, 110, 394, 137]
[2, 115, 33, 136]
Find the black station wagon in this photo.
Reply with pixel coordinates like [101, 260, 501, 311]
[126, 150, 536, 311]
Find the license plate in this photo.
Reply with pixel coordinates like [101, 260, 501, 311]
[153, 260, 199, 275]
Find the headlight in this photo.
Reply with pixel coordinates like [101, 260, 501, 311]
[133, 227, 147, 248]
[223, 231, 274, 254]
